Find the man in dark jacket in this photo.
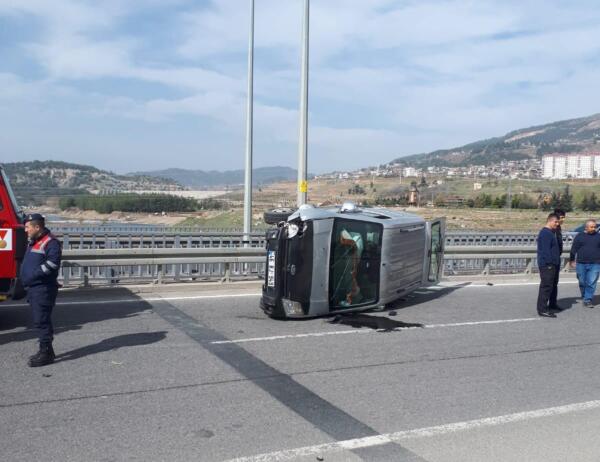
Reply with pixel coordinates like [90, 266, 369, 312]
[569, 219, 600, 307]
[20, 213, 62, 367]
[536, 213, 561, 317]
[554, 208, 566, 255]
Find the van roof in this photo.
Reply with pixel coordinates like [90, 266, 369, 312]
[288, 204, 426, 227]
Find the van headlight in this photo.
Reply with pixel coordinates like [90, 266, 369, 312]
[287, 223, 299, 239]
[282, 298, 304, 316]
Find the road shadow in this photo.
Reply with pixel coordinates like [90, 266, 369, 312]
[323, 283, 471, 332]
[379, 282, 470, 312]
[0, 287, 155, 346]
[55, 331, 167, 363]
[328, 313, 424, 332]
[555, 296, 579, 311]
[557, 292, 600, 311]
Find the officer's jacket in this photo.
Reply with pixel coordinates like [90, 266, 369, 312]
[20, 229, 62, 288]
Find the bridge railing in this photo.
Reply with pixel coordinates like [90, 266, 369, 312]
[58, 244, 574, 287]
[51, 227, 576, 251]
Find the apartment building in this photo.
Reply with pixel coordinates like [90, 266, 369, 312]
[542, 153, 600, 179]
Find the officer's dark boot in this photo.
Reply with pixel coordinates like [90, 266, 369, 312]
[28, 344, 55, 367]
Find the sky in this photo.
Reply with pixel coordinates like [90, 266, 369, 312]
[1, 0, 600, 174]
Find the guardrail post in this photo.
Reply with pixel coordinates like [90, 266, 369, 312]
[525, 258, 533, 274]
[482, 258, 490, 276]
[220, 263, 231, 283]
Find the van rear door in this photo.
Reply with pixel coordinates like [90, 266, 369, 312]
[424, 218, 445, 284]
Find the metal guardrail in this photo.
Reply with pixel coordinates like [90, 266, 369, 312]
[444, 245, 573, 277]
[51, 227, 575, 251]
[57, 244, 573, 287]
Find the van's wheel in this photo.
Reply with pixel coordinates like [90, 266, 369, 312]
[264, 207, 295, 225]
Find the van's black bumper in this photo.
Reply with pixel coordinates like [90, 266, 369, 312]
[259, 294, 286, 319]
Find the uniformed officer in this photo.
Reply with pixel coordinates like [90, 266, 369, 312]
[20, 213, 62, 367]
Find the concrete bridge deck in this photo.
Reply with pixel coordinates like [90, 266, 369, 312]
[2, 278, 599, 461]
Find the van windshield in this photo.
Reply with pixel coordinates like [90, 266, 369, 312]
[329, 219, 382, 309]
[0, 168, 22, 219]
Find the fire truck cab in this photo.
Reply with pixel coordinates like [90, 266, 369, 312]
[0, 165, 27, 301]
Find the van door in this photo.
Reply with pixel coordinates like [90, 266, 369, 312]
[425, 218, 445, 284]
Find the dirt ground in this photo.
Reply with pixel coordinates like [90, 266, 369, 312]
[37, 176, 599, 231]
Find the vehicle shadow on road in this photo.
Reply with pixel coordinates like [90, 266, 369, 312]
[0, 287, 155, 346]
[55, 331, 167, 363]
[381, 282, 470, 312]
[328, 313, 423, 332]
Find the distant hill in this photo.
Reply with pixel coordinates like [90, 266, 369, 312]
[3, 161, 182, 204]
[131, 166, 306, 188]
[391, 113, 600, 168]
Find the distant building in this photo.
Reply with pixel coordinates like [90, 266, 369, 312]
[403, 167, 417, 177]
[542, 153, 600, 179]
[473, 182, 482, 191]
[444, 195, 466, 207]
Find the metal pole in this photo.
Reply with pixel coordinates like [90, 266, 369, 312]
[507, 175, 512, 211]
[243, 0, 254, 243]
[297, 0, 310, 206]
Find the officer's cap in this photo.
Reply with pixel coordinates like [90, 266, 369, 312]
[24, 213, 45, 224]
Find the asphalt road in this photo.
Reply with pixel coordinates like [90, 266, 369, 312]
[2, 279, 600, 462]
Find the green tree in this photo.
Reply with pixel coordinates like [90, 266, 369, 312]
[560, 185, 573, 212]
[474, 193, 493, 208]
[590, 193, 599, 212]
[581, 193, 599, 212]
[493, 194, 507, 208]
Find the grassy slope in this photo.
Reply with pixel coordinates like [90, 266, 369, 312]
[173, 177, 600, 231]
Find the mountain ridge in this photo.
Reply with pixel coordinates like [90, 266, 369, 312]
[390, 113, 600, 168]
[130, 166, 307, 188]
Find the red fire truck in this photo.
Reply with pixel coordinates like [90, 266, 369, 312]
[0, 165, 26, 301]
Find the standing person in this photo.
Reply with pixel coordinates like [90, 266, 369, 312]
[20, 214, 62, 367]
[536, 213, 561, 317]
[552, 208, 566, 307]
[569, 219, 600, 307]
[554, 208, 566, 254]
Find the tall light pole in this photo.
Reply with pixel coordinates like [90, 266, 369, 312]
[297, 0, 310, 206]
[243, 0, 254, 243]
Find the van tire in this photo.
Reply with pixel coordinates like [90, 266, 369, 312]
[264, 208, 295, 225]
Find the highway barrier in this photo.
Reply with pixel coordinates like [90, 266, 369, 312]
[57, 243, 574, 287]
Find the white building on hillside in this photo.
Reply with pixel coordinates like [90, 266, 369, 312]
[542, 153, 600, 179]
[402, 167, 417, 177]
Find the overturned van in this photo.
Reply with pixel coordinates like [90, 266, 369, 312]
[260, 203, 445, 319]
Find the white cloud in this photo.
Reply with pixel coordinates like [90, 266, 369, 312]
[1, 0, 600, 172]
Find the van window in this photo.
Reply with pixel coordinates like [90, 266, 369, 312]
[329, 219, 382, 310]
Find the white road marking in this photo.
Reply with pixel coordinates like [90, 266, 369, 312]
[227, 399, 600, 462]
[0, 292, 261, 308]
[210, 317, 539, 345]
[455, 280, 578, 288]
